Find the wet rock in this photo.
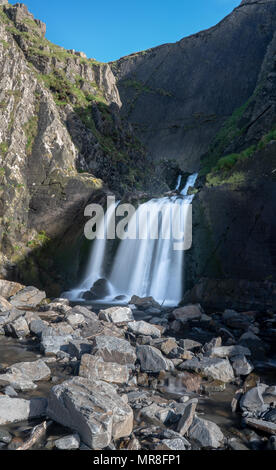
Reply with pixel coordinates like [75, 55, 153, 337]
[47, 377, 133, 449]
[177, 399, 198, 436]
[5, 316, 29, 338]
[210, 345, 251, 359]
[231, 355, 254, 376]
[128, 321, 161, 338]
[263, 409, 276, 423]
[137, 345, 174, 373]
[240, 385, 269, 415]
[0, 396, 47, 425]
[171, 304, 203, 324]
[91, 335, 136, 365]
[54, 434, 80, 450]
[0, 429, 12, 444]
[188, 416, 224, 449]
[9, 286, 46, 308]
[244, 417, 276, 435]
[79, 354, 129, 384]
[130, 296, 160, 310]
[99, 306, 134, 324]
[180, 357, 234, 383]
[228, 438, 249, 450]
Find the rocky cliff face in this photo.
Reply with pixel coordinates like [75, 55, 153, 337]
[0, 2, 164, 294]
[111, 0, 276, 172]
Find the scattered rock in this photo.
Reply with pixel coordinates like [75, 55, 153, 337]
[91, 335, 136, 365]
[99, 306, 134, 324]
[180, 357, 234, 383]
[79, 354, 129, 384]
[47, 377, 133, 449]
[128, 321, 161, 338]
[240, 385, 269, 414]
[210, 345, 251, 358]
[188, 416, 224, 449]
[9, 286, 46, 308]
[0, 280, 24, 300]
[0, 429, 12, 444]
[137, 345, 174, 373]
[172, 304, 203, 323]
[178, 339, 202, 352]
[244, 417, 276, 435]
[0, 396, 47, 425]
[54, 434, 80, 450]
[5, 316, 29, 339]
[177, 399, 198, 436]
[231, 355, 254, 376]
[130, 296, 160, 310]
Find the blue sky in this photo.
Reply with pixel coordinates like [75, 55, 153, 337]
[10, 0, 241, 62]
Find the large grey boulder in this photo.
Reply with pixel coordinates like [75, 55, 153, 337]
[172, 305, 203, 323]
[136, 345, 174, 373]
[177, 399, 198, 436]
[79, 355, 129, 384]
[91, 335, 136, 365]
[188, 416, 224, 449]
[99, 306, 134, 324]
[180, 357, 234, 383]
[240, 385, 269, 415]
[0, 396, 47, 425]
[5, 316, 29, 338]
[128, 321, 161, 338]
[9, 286, 46, 308]
[231, 355, 254, 376]
[40, 327, 74, 356]
[47, 377, 133, 449]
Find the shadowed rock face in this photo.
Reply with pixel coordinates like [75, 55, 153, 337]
[111, 0, 276, 171]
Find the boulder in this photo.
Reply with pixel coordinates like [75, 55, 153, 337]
[5, 316, 29, 338]
[136, 345, 174, 373]
[130, 296, 160, 310]
[91, 335, 136, 365]
[128, 321, 161, 338]
[180, 357, 234, 383]
[8, 359, 51, 382]
[54, 434, 80, 450]
[179, 339, 202, 352]
[41, 328, 73, 356]
[47, 377, 133, 449]
[211, 345, 251, 358]
[9, 286, 46, 308]
[0, 396, 47, 425]
[231, 355, 254, 376]
[177, 399, 198, 436]
[188, 416, 224, 449]
[79, 355, 129, 384]
[172, 304, 203, 323]
[67, 340, 92, 359]
[66, 313, 85, 328]
[239, 385, 269, 414]
[0, 280, 24, 300]
[0, 296, 12, 313]
[99, 306, 134, 324]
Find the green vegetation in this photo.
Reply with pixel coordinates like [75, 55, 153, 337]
[23, 115, 39, 155]
[0, 141, 8, 156]
[0, 39, 9, 49]
[200, 99, 252, 176]
[213, 145, 256, 172]
[27, 230, 51, 248]
[206, 171, 246, 187]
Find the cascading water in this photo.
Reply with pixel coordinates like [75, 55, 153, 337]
[65, 173, 198, 305]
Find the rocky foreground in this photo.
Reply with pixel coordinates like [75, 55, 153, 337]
[0, 280, 275, 451]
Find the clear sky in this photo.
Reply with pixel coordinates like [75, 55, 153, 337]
[10, 0, 241, 62]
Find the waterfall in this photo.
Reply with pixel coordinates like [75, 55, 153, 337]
[65, 173, 198, 306]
